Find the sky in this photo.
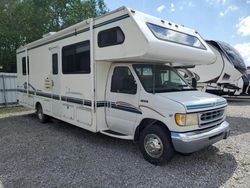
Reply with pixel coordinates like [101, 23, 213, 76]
[105, 0, 250, 66]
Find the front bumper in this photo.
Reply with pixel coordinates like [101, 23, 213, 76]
[171, 121, 230, 153]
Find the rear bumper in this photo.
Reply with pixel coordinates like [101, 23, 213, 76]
[171, 121, 230, 153]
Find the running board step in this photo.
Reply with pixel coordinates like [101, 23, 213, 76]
[102, 130, 127, 136]
[100, 130, 133, 140]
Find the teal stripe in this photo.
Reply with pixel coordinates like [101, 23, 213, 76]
[94, 14, 130, 29]
[216, 101, 227, 106]
[16, 14, 130, 54]
[186, 100, 227, 110]
[186, 104, 213, 110]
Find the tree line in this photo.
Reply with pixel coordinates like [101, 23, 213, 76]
[0, 0, 108, 72]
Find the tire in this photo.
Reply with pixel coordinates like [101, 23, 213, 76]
[139, 124, 175, 165]
[36, 104, 49, 123]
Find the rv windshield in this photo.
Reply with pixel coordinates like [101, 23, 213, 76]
[133, 64, 194, 93]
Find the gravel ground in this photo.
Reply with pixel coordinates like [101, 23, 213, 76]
[0, 100, 249, 188]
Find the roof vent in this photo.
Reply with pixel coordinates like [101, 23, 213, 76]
[43, 32, 57, 38]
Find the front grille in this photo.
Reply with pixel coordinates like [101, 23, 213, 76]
[199, 108, 225, 127]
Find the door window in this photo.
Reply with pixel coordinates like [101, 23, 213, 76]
[111, 67, 137, 94]
[52, 53, 58, 75]
[22, 56, 29, 75]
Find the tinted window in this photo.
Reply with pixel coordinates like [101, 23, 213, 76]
[147, 23, 206, 49]
[111, 67, 137, 94]
[62, 41, 90, 74]
[52, 53, 58, 75]
[22, 57, 29, 75]
[98, 27, 125, 47]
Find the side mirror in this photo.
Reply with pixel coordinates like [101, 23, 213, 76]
[192, 78, 197, 89]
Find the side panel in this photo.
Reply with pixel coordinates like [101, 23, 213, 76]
[16, 27, 96, 132]
[95, 61, 112, 132]
[94, 10, 148, 61]
[50, 47, 62, 117]
[105, 64, 141, 136]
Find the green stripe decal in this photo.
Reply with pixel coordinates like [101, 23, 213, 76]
[186, 100, 227, 110]
[93, 14, 130, 29]
[16, 14, 130, 54]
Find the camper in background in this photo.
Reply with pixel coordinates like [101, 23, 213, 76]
[232, 67, 250, 96]
[186, 40, 248, 96]
[16, 7, 230, 165]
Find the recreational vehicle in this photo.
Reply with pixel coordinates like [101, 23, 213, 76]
[186, 40, 248, 96]
[230, 67, 250, 96]
[16, 7, 230, 164]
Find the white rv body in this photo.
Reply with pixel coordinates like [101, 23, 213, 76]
[16, 7, 229, 164]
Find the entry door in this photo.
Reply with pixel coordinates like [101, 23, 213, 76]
[105, 66, 140, 135]
[50, 47, 62, 117]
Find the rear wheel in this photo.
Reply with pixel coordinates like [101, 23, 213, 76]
[139, 124, 174, 165]
[36, 104, 49, 123]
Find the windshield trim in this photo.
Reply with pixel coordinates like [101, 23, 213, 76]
[133, 64, 195, 94]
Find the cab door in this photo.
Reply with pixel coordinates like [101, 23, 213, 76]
[50, 47, 62, 117]
[105, 65, 141, 135]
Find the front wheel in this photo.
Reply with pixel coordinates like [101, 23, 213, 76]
[139, 124, 175, 165]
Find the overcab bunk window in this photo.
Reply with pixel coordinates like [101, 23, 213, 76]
[22, 57, 29, 75]
[62, 40, 90, 74]
[98, 27, 125, 47]
[147, 23, 206, 50]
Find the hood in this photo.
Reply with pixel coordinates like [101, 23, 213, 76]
[157, 91, 227, 112]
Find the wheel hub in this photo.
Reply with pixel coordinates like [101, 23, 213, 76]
[144, 134, 163, 158]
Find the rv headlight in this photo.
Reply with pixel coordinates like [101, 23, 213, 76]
[175, 113, 198, 126]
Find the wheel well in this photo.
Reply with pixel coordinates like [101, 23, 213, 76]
[134, 118, 170, 142]
[35, 102, 41, 110]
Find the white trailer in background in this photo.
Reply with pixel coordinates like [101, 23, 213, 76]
[16, 7, 230, 165]
[186, 40, 248, 96]
[230, 67, 250, 96]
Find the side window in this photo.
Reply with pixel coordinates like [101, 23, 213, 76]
[22, 57, 29, 75]
[170, 71, 184, 84]
[62, 40, 90, 74]
[52, 53, 58, 75]
[111, 67, 137, 94]
[98, 27, 125, 48]
[147, 23, 206, 49]
[160, 70, 170, 84]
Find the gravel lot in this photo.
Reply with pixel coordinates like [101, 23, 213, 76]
[0, 99, 249, 188]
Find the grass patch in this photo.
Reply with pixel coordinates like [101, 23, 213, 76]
[0, 106, 32, 115]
